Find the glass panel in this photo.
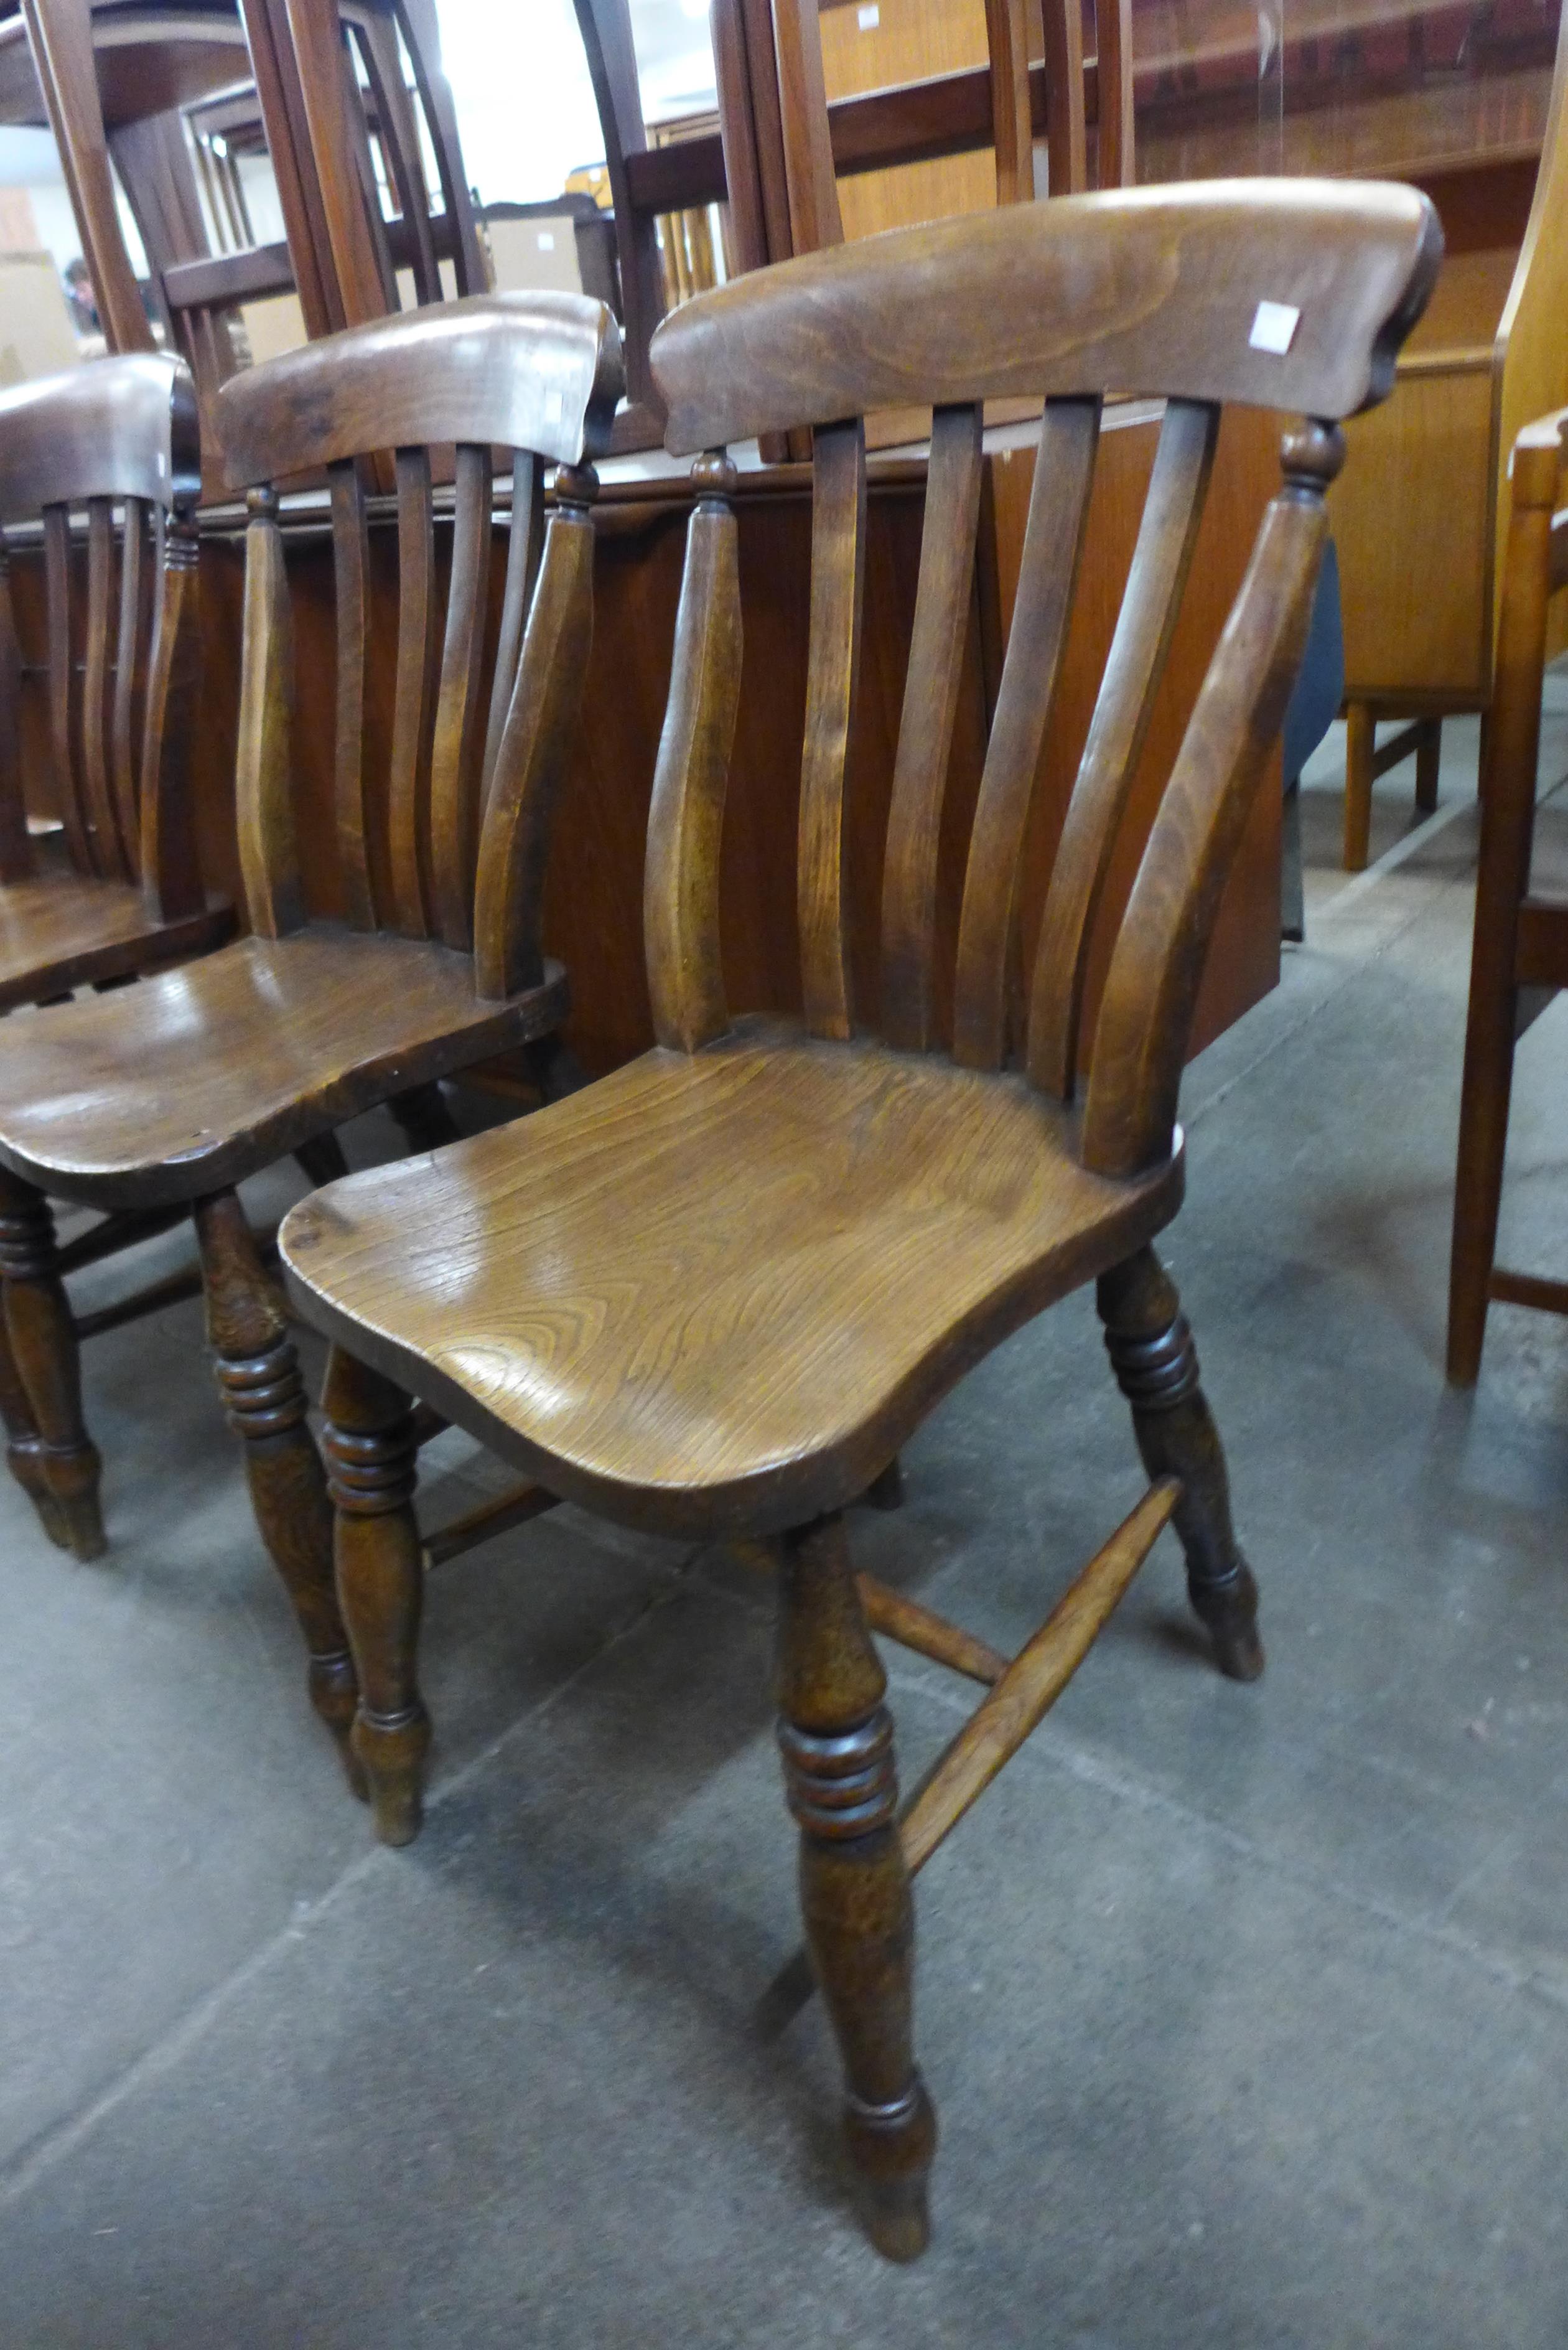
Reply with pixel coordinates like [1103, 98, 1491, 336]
[1132, 0, 1564, 185]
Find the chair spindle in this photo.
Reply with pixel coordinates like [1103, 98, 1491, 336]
[42, 504, 95, 874]
[800, 416, 866, 1039]
[330, 457, 377, 927]
[110, 496, 147, 879]
[480, 451, 546, 805]
[0, 535, 30, 882]
[235, 484, 306, 939]
[1081, 423, 1341, 1177]
[472, 465, 600, 1001]
[387, 444, 439, 938]
[644, 452, 743, 1051]
[880, 401, 984, 1051]
[953, 396, 1101, 1071]
[429, 440, 493, 949]
[83, 498, 125, 877]
[1027, 395, 1220, 1100]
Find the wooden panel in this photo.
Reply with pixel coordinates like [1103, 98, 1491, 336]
[1328, 361, 1495, 700]
[1, 402, 1281, 1084]
[817, 0, 997, 240]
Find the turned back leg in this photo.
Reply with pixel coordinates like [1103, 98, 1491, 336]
[1097, 1246, 1264, 1682]
[194, 1187, 362, 1786]
[322, 1345, 429, 1847]
[0, 1168, 104, 1558]
[775, 1510, 936, 2260]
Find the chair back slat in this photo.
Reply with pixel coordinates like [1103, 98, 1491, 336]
[235, 485, 306, 939]
[953, 395, 1101, 1072]
[42, 505, 96, 875]
[427, 441, 493, 950]
[982, 0, 1035, 204]
[880, 401, 984, 1052]
[1042, 0, 1088, 194]
[138, 510, 206, 922]
[330, 457, 378, 927]
[0, 540, 30, 884]
[647, 185, 1437, 1174]
[387, 444, 439, 937]
[219, 293, 624, 985]
[799, 416, 866, 1040]
[110, 498, 149, 881]
[1082, 442, 1333, 1174]
[481, 453, 546, 807]
[354, 9, 441, 305]
[1095, 0, 1136, 190]
[0, 354, 203, 913]
[1026, 397, 1219, 1101]
[473, 476, 599, 1000]
[82, 497, 128, 877]
[643, 466, 743, 1052]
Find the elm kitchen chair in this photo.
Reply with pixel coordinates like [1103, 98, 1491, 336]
[279, 184, 1439, 2258]
[0, 290, 623, 1784]
[0, 353, 233, 1560]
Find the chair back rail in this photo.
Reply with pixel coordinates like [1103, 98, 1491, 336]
[217, 292, 624, 995]
[0, 354, 205, 915]
[645, 182, 1440, 1172]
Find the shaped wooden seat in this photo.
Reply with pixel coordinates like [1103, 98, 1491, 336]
[0, 353, 235, 1556]
[0, 929, 565, 1207]
[286, 1016, 1183, 1534]
[0, 291, 621, 1734]
[281, 185, 1439, 2259]
[0, 866, 228, 1010]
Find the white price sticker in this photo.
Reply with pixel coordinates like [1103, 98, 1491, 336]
[1249, 300, 1300, 355]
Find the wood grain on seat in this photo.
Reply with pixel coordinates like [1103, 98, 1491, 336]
[283, 1017, 1183, 1537]
[0, 869, 230, 1011]
[0, 929, 566, 1207]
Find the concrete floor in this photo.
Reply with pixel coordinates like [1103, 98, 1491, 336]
[6, 699, 1568, 2348]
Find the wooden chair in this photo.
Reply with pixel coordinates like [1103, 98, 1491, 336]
[1448, 405, 1568, 1383]
[277, 182, 1438, 2257]
[0, 291, 622, 1769]
[0, 352, 233, 1557]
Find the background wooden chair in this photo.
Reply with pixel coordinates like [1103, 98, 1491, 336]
[0, 350, 232, 1556]
[1448, 404, 1568, 1383]
[0, 290, 621, 1770]
[278, 181, 1438, 2259]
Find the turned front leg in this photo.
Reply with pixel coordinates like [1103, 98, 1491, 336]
[194, 1187, 362, 1785]
[775, 1512, 936, 2262]
[322, 1346, 429, 1847]
[0, 1167, 103, 1558]
[1097, 1245, 1264, 1682]
[0, 1294, 66, 1547]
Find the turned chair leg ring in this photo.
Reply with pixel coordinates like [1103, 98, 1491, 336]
[1097, 1247, 1264, 1683]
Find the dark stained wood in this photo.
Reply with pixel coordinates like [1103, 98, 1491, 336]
[387, 445, 439, 937]
[321, 1342, 427, 1843]
[798, 419, 866, 1040]
[0, 929, 568, 1209]
[282, 1016, 1184, 1537]
[18, 0, 155, 354]
[643, 456, 743, 1053]
[0, 1165, 104, 1557]
[278, 185, 1435, 2257]
[330, 457, 376, 927]
[428, 441, 492, 950]
[1028, 398, 1219, 1102]
[880, 401, 983, 1053]
[234, 484, 306, 938]
[953, 398, 1100, 1072]
[901, 1477, 1177, 1873]
[195, 1184, 362, 1782]
[773, 1509, 935, 2262]
[653, 185, 1441, 454]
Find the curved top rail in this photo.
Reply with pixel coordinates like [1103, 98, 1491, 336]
[218, 292, 625, 487]
[0, 352, 199, 523]
[651, 179, 1442, 454]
